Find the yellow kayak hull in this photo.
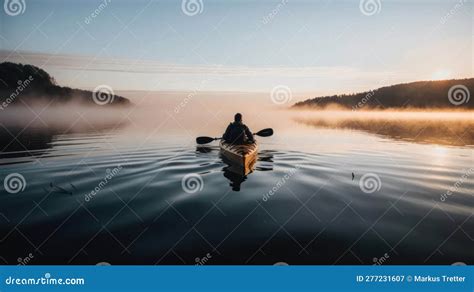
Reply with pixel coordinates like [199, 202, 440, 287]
[220, 141, 258, 175]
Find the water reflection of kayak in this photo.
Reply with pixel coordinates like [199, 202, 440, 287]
[219, 140, 258, 176]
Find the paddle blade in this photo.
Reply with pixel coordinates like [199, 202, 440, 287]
[255, 128, 273, 137]
[196, 136, 215, 144]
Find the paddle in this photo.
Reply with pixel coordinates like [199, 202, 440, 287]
[254, 128, 273, 137]
[196, 128, 273, 144]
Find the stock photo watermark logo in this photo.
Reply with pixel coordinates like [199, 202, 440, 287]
[181, 0, 203, 16]
[440, 167, 473, 202]
[84, 0, 111, 25]
[448, 85, 470, 106]
[373, 253, 390, 265]
[181, 173, 204, 194]
[352, 77, 390, 111]
[174, 78, 210, 114]
[92, 84, 115, 105]
[359, 0, 382, 16]
[270, 85, 292, 105]
[440, 0, 468, 25]
[174, 93, 192, 114]
[195, 253, 212, 265]
[17, 253, 34, 266]
[5, 273, 85, 286]
[84, 166, 122, 202]
[359, 173, 381, 194]
[262, 166, 299, 202]
[3, 0, 26, 16]
[352, 90, 375, 111]
[3, 173, 26, 194]
[261, 0, 288, 25]
[0, 75, 34, 111]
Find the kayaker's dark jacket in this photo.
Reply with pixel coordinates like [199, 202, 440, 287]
[223, 122, 254, 144]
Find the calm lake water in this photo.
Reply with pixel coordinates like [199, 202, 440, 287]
[0, 96, 473, 265]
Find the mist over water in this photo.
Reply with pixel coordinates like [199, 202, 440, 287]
[293, 110, 474, 147]
[2, 92, 472, 147]
[0, 92, 472, 265]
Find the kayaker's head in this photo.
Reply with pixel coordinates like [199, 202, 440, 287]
[234, 113, 242, 123]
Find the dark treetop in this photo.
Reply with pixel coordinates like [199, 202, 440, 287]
[293, 78, 474, 110]
[0, 62, 131, 106]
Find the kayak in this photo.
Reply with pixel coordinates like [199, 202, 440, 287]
[219, 140, 258, 175]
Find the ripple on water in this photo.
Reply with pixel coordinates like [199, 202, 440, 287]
[0, 128, 472, 264]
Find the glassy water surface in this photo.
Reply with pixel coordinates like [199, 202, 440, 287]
[0, 103, 472, 265]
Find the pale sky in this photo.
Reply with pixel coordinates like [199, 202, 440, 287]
[1, 0, 472, 95]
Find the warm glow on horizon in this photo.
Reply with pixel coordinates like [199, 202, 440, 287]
[431, 69, 452, 81]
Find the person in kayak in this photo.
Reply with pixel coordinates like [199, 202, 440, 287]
[223, 113, 255, 145]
